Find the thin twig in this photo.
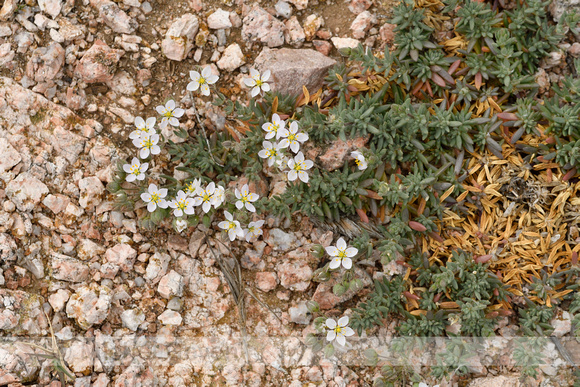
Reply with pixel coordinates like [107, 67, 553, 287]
[189, 91, 225, 168]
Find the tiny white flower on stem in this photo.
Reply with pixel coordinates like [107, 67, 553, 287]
[244, 69, 271, 97]
[258, 141, 282, 167]
[133, 133, 161, 159]
[244, 220, 265, 242]
[287, 151, 314, 183]
[326, 237, 357, 270]
[278, 121, 309, 153]
[187, 65, 219, 96]
[325, 316, 355, 346]
[184, 179, 202, 197]
[169, 190, 195, 217]
[175, 219, 188, 233]
[351, 151, 368, 170]
[211, 184, 225, 209]
[140, 184, 169, 212]
[262, 113, 286, 140]
[123, 157, 148, 182]
[193, 182, 216, 213]
[130, 117, 156, 139]
[235, 184, 259, 212]
[156, 100, 184, 129]
[218, 211, 244, 241]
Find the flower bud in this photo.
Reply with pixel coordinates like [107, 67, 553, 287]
[306, 300, 320, 313]
[309, 244, 325, 259]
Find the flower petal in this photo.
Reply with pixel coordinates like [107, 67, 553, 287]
[342, 327, 355, 337]
[235, 201, 244, 210]
[336, 334, 346, 346]
[262, 69, 271, 81]
[166, 100, 175, 110]
[342, 257, 352, 269]
[261, 83, 270, 92]
[325, 246, 338, 256]
[244, 78, 256, 87]
[147, 202, 157, 212]
[326, 330, 336, 342]
[141, 193, 152, 202]
[338, 316, 349, 327]
[337, 238, 347, 250]
[246, 202, 256, 212]
[251, 87, 259, 97]
[298, 171, 309, 183]
[288, 170, 298, 181]
[187, 81, 199, 91]
[325, 318, 337, 329]
[329, 258, 341, 269]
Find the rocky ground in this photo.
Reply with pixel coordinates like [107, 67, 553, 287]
[0, 0, 579, 386]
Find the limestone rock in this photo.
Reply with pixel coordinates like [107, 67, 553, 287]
[5, 172, 49, 212]
[66, 283, 112, 329]
[207, 9, 232, 29]
[161, 14, 199, 61]
[26, 43, 65, 83]
[242, 6, 285, 48]
[75, 40, 124, 83]
[216, 43, 245, 71]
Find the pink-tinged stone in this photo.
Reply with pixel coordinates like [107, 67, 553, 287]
[379, 23, 396, 46]
[51, 253, 90, 282]
[255, 272, 278, 292]
[66, 284, 112, 329]
[254, 47, 336, 97]
[75, 40, 124, 83]
[288, 0, 308, 10]
[5, 172, 49, 212]
[216, 43, 245, 71]
[161, 14, 199, 61]
[350, 11, 376, 39]
[318, 136, 369, 171]
[313, 40, 332, 56]
[26, 43, 65, 83]
[276, 260, 312, 291]
[42, 194, 70, 214]
[90, 0, 138, 33]
[285, 16, 305, 47]
[78, 176, 105, 210]
[64, 341, 94, 374]
[242, 6, 285, 48]
[158, 270, 184, 299]
[0, 289, 46, 335]
[349, 0, 372, 14]
[303, 14, 322, 41]
[207, 8, 232, 29]
[0, 137, 21, 173]
[105, 243, 137, 272]
[331, 36, 360, 50]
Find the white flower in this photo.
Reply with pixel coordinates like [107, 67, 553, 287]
[244, 69, 271, 97]
[140, 184, 169, 212]
[351, 151, 368, 170]
[130, 116, 156, 140]
[235, 184, 259, 212]
[218, 211, 244, 241]
[187, 65, 219, 96]
[184, 179, 202, 197]
[419, 384, 439, 387]
[192, 182, 216, 213]
[244, 220, 265, 242]
[169, 190, 195, 217]
[156, 100, 185, 129]
[258, 141, 282, 167]
[123, 157, 148, 182]
[211, 184, 225, 209]
[262, 113, 286, 140]
[175, 219, 188, 233]
[326, 237, 357, 270]
[278, 121, 308, 153]
[325, 316, 355, 346]
[133, 133, 161, 159]
[287, 151, 314, 183]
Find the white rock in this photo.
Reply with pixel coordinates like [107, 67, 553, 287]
[158, 309, 182, 325]
[350, 10, 376, 39]
[5, 173, 49, 212]
[266, 228, 299, 252]
[288, 0, 308, 10]
[289, 302, 311, 325]
[145, 252, 171, 283]
[48, 288, 70, 312]
[77, 239, 105, 261]
[105, 71, 136, 95]
[550, 311, 571, 337]
[105, 244, 137, 272]
[331, 37, 360, 50]
[38, 0, 62, 19]
[207, 9, 232, 29]
[64, 341, 94, 374]
[0, 138, 21, 174]
[78, 176, 105, 210]
[161, 13, 199, 61]
[216, 43, 245, 71]
[158, 270, 184, 299]
[121, 308, 145, 331]
[66, 284, 112, 329]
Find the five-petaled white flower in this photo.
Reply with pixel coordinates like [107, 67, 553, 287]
[169, 190, 195, 217]
[262, 113, 286, 140]
[235, 184, 259, 212]
[325, 316, 355, 346]
[187, 66, 219, 96]
[278, 121, 309, 153]
[133, 133, 161, 159]
[218, 211, 244, 241]
[140, 184, 169, 212]
[130, 116, 156, 140]
[244, 69, 271, 97]
[287, 151, 314, 183]
[193, 182, 216, 213]
[123, 157, 148, 182]
[351, 151, 368, 170]
[184, 178, 202, 197]
[211, 184, 225, 209]
[326, 237, 357, 270]
[258, 141, 282, 167]
[156, 100, 184, 129]
[244, 220, 265, 242]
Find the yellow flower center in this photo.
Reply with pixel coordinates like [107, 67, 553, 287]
[288, 133, 296, 141]
[177, 199, 186, 210]
[164, 110, 173, 118]
[334, 326, 342, 334]
[355, 159, 362, 166]
[338, 250, 347, 259]
[131, 165, 140, 175]
[203, 194, 210, 201]
[151, 193, 160, 203]
[228, 222, 235, 229]
[255, 79, 263, 86]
